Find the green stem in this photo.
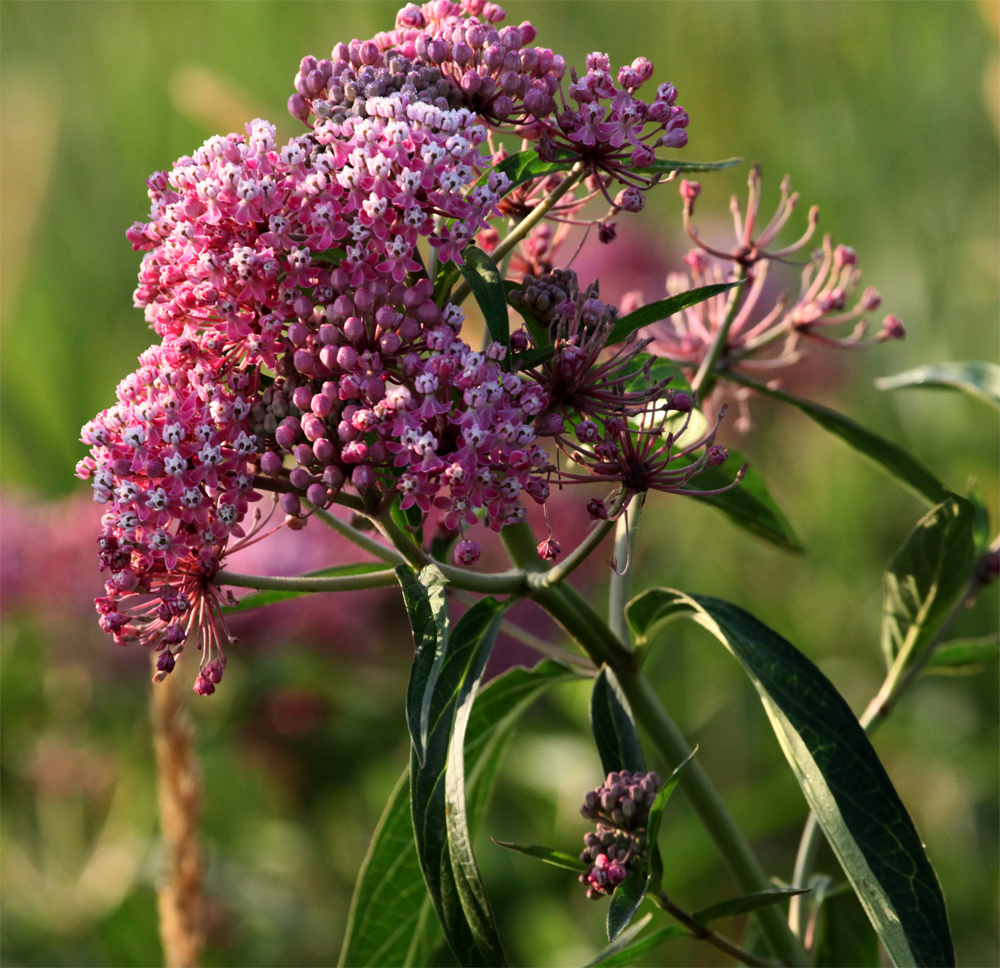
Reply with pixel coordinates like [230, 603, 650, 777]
[607, 496, 643, 643]
[310, 507, 406, 566]
[539, 492, 628, 589]
[215, 568, 399, 593]
[692, 265, 747, 402]
[654, 892, 779, 968]
[450, 163, 584, 306]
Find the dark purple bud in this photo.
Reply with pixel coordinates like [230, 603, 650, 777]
[281, 492, 302, 517]
[534, 413, 565, 436]
[156, 650, 176, 674]
[427, 38, 449, 64]
[492, 95, 514, 118]
[193, 674, 215, 696]
[307, 482, 328, 506]
[587, 498, 608, 520]
[671, 392, 692, 413]
[878, 314, 906, 341]
[706, 445, 728, 467]
[834, 244, 857, 268]
[289, 468, 312, 490]
[322, 464, 345, 488]
[260, 450, 283, 475]
[351, 465, 375, 489]
[454, 539, 481, 566]
[313, 437, 335, 463]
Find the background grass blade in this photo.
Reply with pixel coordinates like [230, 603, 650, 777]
[590, 667, 646, 775]
[875, 361, 1000, 410]
[726, 373, 948, 505]
[627, 589, 955, 967]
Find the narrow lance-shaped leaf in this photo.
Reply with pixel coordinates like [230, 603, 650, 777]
[875, 361, 1000, 411]
[726, 372, 948, 505]
[411, 597, 507, 967]
[881, 495, 976, 668]
[491, 841, 588, 873]
[814, 885, 881, 968]
[590, 666, 646, 775]
[339, 660, 580, 967]
[585, 918, 689, 968]
[458, 245, 510, 357]
[635, 157, 744, 175]
[691, 887, 810, 924]
[925, 636, 1000, 676]
[627, 589, 955, 968]
[646, 748, 697, 893]
[606, 282, 743, 346]
[400, 564, 451, 767]
[607, 873, 652, 942]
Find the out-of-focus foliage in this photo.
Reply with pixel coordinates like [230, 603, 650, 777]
[1, 2, 996, 966]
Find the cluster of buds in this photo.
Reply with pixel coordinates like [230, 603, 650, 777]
[578, 769, 662, 898]
[508, 268, 579, 328]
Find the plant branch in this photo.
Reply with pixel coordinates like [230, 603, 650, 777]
[654, 892, 778, 968]
[309, 506, 406, 566]
[215, 568, 399, 593]
[692, 266, 747, 402]
[450, 162, 585, 306]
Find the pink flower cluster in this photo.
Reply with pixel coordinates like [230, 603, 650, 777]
[76, 338, 261, 692]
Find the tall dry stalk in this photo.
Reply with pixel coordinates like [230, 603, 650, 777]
[150, 652, 206, 968]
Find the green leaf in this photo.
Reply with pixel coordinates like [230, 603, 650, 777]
[586, 916, 689, 968]
[687, 451, 804, 553]
[400, 565, 451, 768]
[510, 345, 555, 371]
[814, 887, 881, 967]
[875, 361, 1000, 410]
[622, 354, 692, 399]
[926, 636, 1000, 676]
[646, 748, 696, 894]
[692, 887, 810, 924]
[411, 598, 507, 966]
[590, 667, 646, 775]
[458, 245, 510, 356]
[635, 157, 743, 175]
[967, 484, 991, 555]
[627, 590, 955, 968]
[391, 494, 425, 547]
[881, 495, 977, 668]
[607, 873, 651, 941]
[221, 562, 389, 614]
[340, 659, 580, 967]
[606, 282, 743, 346]
[491, 841, 588, 873]
[492, 149, 577, 195]
[726, 373, 948, 505]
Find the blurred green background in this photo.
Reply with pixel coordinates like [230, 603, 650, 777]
[1, 2, 997, 965]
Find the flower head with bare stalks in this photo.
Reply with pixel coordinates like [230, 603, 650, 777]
[638, 166, 905, 428]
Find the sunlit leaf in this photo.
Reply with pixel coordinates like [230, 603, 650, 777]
[591, 666, 646, 775]
[627, 589, 955, 968]
[881, 495, 976, 668]
[400, 565, 450, 767]
[726, 373, 948, 505]
[586, 919, 689, 967]
[606, 282, 743, 346]
[875, 361, 1000, 410]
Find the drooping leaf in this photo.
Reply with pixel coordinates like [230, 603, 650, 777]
[340, 660, 580, 967]
[726, 373, 948, 505]
[586, 916, 689, 968]
[400, 565, 451, 767]
[590, 667, 646, 775]
[491, 841, 588, 873]
[687, 451, 804, 553]
[606, 282, 743, 346]
[814, 886, 881, 967]
[411, 598, 507, 966]
[691, 887, 810, 924]
[635, 157, 744, 175]
[874, 361, 1000, 410]
[458, 245, 510, 356]
[925, 636, 1000, 676]
[627, 589, 955, 968]
[881, 495, 976, 668]
[222, 562, 392, 614]
[607, 873, 651, 942]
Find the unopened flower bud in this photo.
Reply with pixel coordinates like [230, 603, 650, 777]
[679, 179, 701, 204]
[454, 539, 481, 566]
[615, 186, 645, 213]
[281, 492, 301, 517]
[537, 537, 561, 561]
[706, 445, 728, 467]
[878, 314, 906, 341]
[671, 392, 692, 413]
